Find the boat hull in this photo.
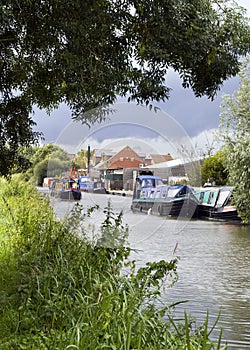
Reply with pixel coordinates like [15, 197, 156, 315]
[59, 190, 82, 201]
[50, 178, 82, 201]
[195, 186, 241, 222]
[197, 205, 241, 222]
[131, 196, 198, 218]
[131, 180, 199, 219]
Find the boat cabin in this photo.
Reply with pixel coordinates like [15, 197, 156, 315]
[78, 176, 91, 191]
[139, 184, 193, 201]
[195, 187, 233, 208]
[133, 175, 163, 199]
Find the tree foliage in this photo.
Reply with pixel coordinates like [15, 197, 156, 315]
[23, 143, 71, 185]
[201, 149, 229, 186]
[31, 143, 70, 166]
[72, 149, 93, 170]
[219, 60, 250, 223]
[1, 0, 250, 176]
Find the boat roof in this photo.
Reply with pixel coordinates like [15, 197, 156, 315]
[169, 184, 187, 189]
[196, 186, 233, 192]
[137, 175, 162, 180]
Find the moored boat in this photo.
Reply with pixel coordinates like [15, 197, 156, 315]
[50, 178, 82, 201]
[131, 175, 198, 218]
[78, 176, 106, 194]
[194, 186, 241, 222]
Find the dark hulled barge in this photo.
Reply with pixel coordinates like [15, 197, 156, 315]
[194, 186, 241, 222]
[131, 175, 198, 219]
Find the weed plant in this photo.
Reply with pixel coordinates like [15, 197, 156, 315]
[0, 178, 227, 349]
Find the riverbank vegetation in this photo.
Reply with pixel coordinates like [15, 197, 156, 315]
[198, 61, 250, 224]
[17, 143, 71, 186]
[200, 149, 228, 186]
[218, 60, 250, 224]
[0, 178, 227, 349]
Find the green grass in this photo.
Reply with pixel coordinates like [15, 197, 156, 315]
[0, 178, 227, 349]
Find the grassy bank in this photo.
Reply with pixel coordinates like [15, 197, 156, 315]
[0, 178, 226, 349]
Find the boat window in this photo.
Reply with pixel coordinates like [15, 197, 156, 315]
[178, 187, 186, 196]
[150, 190, 155, 198]
[155, 179, 164, 186]
[140, 191, 145, 198]
[162, 189, 167, 198]
[216, 191, 230, 207]
[80, 177, 89, 183]
[207, 192, 213, 204]
[140, 177, 164, 188]
[141, 179, 152, 187]
[198, 192, 205, 203]
[167, 188, 180, 198]
[155, 190, 161, 198]
[207, 191, 218, 205]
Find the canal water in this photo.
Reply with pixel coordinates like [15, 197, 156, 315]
[51, 192, 250, 349]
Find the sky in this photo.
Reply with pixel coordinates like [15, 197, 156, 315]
[33, 0, 250, 157]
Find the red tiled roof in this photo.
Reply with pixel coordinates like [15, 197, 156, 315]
[107, 146, 143, 169]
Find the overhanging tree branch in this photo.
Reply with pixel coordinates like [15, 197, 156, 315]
[0, 0, 250, 176]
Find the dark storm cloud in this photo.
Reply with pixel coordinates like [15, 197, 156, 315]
[33, 106, 72, 142]
[87, 123, 160, 142]
[155, 71, 240, 137]
[33, 71, 240, 143]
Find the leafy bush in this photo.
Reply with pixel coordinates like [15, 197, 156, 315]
[218, 60, 250, 223]
[0, 178, 227, 349]
[201, 149, 229, 186]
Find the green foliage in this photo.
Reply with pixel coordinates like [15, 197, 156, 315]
[31, 143, 70, 166]
[219, 60, 250, 223]
[0, 178, 227, 349]
[33, 158, 70, 186]
[23, 143, 71, 185]
[1, 0, 250, 176]
[201, 149, 229, 186]
[225, 139, 250, 223]
[72, 148, 94, 170]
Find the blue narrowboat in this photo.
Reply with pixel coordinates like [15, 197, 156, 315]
[131, 176, 198, 218]
[78, 176, 106, 194]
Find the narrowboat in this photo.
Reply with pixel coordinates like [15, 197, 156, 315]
[131, 176, 198, 218]
[78, 176, 91, 191]
[195, 186, 241, 222]
[50, 178, 82, 201]
[78, 176, 106, 194]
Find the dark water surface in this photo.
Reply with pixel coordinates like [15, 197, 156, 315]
[51, 192, 250, 349]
